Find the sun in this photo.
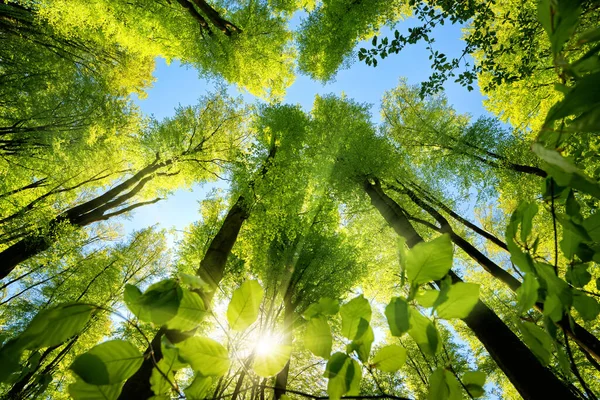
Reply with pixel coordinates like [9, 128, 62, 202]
[254, 332, 282, 355]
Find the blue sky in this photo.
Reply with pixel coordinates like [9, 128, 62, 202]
[121, 19, 488, 238]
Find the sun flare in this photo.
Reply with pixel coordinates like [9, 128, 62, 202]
[254, 333, 282, 355]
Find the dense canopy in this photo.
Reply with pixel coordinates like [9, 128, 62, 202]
[1, 0, 600, 399]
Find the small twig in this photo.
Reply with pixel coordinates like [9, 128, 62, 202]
[562, 326, 597, 400]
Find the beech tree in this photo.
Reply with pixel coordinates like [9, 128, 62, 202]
[1, 1, 600, 400]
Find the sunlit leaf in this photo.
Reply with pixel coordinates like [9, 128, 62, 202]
[304, 316, 332, 359]
[176, 337, 230, 376]
[70, 340, 143, 385]
[340, 295, 371, 340]
[253, 343, 292, 377]
[405, 234, 453, 285]
[370, 345, 406, 372]
[435, 282, 480, 319]
[227, 280, 264, 331]
[385, 297, 410, 337]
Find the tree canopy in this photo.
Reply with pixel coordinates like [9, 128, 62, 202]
[1, 0, 600, 400]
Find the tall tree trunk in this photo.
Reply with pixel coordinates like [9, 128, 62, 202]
[118, 195, 250, 399]
[274, 297, 294, 400]
[363, 178, 576, 400]
[119, 146, 277, 399]
[393, 181, 600, 366]
[0, 161, 167, 279]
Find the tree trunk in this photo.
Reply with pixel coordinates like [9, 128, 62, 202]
[0, 161, 168, 279]
[363, 178, 576, 400]
[274, 297, 294, 400]
[395, 182, 600, 366]
[118, 195, 250, 399]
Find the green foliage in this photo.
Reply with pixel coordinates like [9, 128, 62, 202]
[176, 337, 231, 377]
[405, 234, 453, 286]
[70, 340, 143, 385]
[227, 280, 264, 331]
[370, 345, 406, 372]
[435, 282, 480, 319]
[125, 280, 206, 328]
[428, 368, 462, 400]
[384, 297, 410, 336]
[325, 353, 361, 400]
[304, 316, 333, 359]
[339, 294, 371, 340]
[253, 343, 292, 377]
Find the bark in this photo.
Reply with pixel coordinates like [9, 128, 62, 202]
[118, 196, 250, 399]
[274, 297, 294, 400]
[0, 161, 166, 279]
[363, 178, 576, 400]
[119, 146, 277, 399]
[394, 182, 600, 366]
[191, 0, 241, 35]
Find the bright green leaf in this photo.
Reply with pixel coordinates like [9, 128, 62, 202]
[165, 289, 206, 331]
[462, 371, 486, 398]
[370, 345, 406, 372]
[68, 379, 122, 400]
[304, 316, 332, 359]
[435, 282, 480, 319]
[252, 343, 291, 377]
[385, 297, 410, 337]
[184, 375, 213, 400]
[176, 337, 230, 377]
[408, 308, 439, 356]
[517, 274, 540, 313]
[518, 321, 553, 366]
[340, 295, 371, 340]
[405, 234, 453, 285]
[227, 280, 264, 331]
[70, 340, 143, 385]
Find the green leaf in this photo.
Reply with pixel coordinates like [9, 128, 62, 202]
[227, 280, 264, 331]
[408, 308, 439, 356]
[165, 288, 206, 331]
[184, 375, 213, 400]
[435, 282, 479, 319]
[518, 321, 553, 366]
[370, 345, 406, 372]
[70, 340, 143, 385]
[176, 337, 230, 377]
[520, 202, 538, 243]
[416, 289, 439, 308]
[179, 273, 212, 291]
[68, 379, 123, 400]
[427, 369, 462, 400]
[17, 303, 95, 350]
[385, 297, 410, 336]
[325, 353, 361, 400]
[348, 324, 374, 363]
[252, 343, 292, 377]
[303, 298, 339, 319]
[565, 264, 591, 288]
[532, 144, 600, 199]
[126, 280, 182, 326]
[150, 346, 186, 397]
[534, 262, 572, 306]
[583, 212, 600, 241]
[462, 371, 486, 398]
[318, 298, 340, 315]
[340, 295, 371, 340]
[573, 291, 600, 321]
[517, 274, 540, 313]
[405, 234, 453, 286]
[304, 316, 332, 359]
